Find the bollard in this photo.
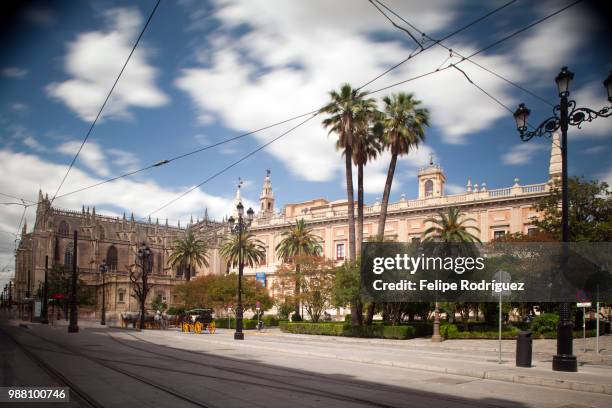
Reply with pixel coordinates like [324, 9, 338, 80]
[516, 330, 532, 367]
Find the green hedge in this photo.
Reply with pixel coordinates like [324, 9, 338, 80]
[279, 322, 417, 339]
[440, 324, 520, 339]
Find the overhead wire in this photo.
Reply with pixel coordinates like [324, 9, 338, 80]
[370, 0, 559, 107]
[48, 0, 162, 206]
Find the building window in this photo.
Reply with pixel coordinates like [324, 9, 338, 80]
[58, 221, 69, 236]
[118, 290, 125, 303]
[424, 180, 434, 197]
[493, 230, 506, 240]
[527, 227, 538, 236]
[98, 226, 105, 241]
[336, 243, 345, 261]
[106, 246, 118, 272]
[157, 253, 162, 274]
[64, 246, 73, 268]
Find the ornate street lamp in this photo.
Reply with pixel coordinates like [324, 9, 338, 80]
[513, 66, 611, 372]
[227, 201, 255, 340]
[40, 256, 49, 324]
[99, 259, 108, 325]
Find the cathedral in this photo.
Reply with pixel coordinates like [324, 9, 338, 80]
[13, 134, 560, 319]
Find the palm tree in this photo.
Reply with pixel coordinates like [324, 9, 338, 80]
[422, 207, 481, 244]
[276, 219, 322, 318]
[320, 83, 373, 262]
[167, 229, 209, 281]
[421, 207, 480, 341]
[220, 231, 266, 269]
[352, 101, 384, 254]
[377, 92, 430, 240]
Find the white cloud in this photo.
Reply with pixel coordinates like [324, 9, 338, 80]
[502, 143, 547, 165]
[2, 67, 28, 78]
[107, 148, 141, 172]
[596, 166, 612, 186]
[10, 103, 29, 113]
[22, 136, 45, 152]
[56, 140, 110, 177]
[568, 83, 612, 139]
[193, 134, 210, 145]
[46, 7, 168, 122]
[446, 183, 465, 195]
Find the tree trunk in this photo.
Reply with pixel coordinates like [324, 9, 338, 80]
[294, 263, 301, 318]
[365, 301, 375, 325]
[140, 299, 146, 330]
[351, 298, 363, 327]
[186, 265, 191, 282]
[377, 152, 398, 240]
[356, 163, 364, 255]
[345, 146, 356, 261]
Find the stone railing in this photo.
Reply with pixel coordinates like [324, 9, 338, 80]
[252, 182, 549, 229]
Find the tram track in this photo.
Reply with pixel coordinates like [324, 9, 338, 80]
[109, 331, 511, 408]
[6, 326, 214, 408]
[1, 326, 104, 408]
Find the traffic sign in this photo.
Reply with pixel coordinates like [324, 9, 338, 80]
[577, 302, 592, 308]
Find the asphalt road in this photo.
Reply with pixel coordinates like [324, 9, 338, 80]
[1, 320, 611, 408]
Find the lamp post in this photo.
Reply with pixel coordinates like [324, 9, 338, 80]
[513, 67, 612, 372]
[136, 242, 152, 330]
[227, 201, 255, 340]
[8, 281, 12, 311]
[41, 256, 49, 324]
[99, 259, 107, 325]
[68, 230, 79, 333]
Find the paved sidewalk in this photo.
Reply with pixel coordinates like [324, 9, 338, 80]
[116, 325, 612, 396]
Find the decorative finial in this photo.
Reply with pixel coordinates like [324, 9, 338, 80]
[266, 169, 271, 177]
[429, 153, 434, 166]
[130, 212, 134, 221]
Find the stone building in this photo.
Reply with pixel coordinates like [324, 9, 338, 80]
[239, 134, 561, 300]
[14, 196, 226, 318]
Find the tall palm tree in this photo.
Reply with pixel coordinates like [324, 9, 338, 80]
[421, 207, 480, 341]
[167, 229, 209, 281]
[220, 231, 266, 269]
[377, 92, 430, 240]
[276, 219, 322, 318]
[320, 83, 373, 262]
[422, 207, 481, 243]
[352, 101, 384, 253]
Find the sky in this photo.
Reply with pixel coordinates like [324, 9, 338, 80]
[0, 0, 611, 287]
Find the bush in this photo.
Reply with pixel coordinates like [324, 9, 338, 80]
[291, 313, 303, 322]
[382, 325, 415, 339]
[531, 313, 559, 334]
[167, 306, 185, 315]
[276, 302, 294, 321]
[440, 323, 519, 339]
[281, 322, 345, 336]
[280, 322, 418, 339]
[262, 315, 279, 326]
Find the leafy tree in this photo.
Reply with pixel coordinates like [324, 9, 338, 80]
[276, 256, 335, 322]
[151, 294, 167, 312]
[129, 250, 154, 330]
[422, 207, 481, 243]
[168, 229, 210, 281]
[47, 264, 94, 312]
[320, 83, 372, 262]
[220, 231, 266, 268]
[172, 274, 271, 314]
[377, 92, 430, 240]
[332, 259, 362, 326]
[276, 219, 322, 319]
[532, 177, 611, 241]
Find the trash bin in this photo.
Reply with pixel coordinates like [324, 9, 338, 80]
[516, 330, 532, 367]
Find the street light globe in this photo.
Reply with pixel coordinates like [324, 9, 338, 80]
[513, 103, 530, 132]
[604, 71, 612, 103]
[247, 207, 254, 221]
[555, 66, 574, 97]
[227, 216, 235, 225]
[236, 202, 244, 217]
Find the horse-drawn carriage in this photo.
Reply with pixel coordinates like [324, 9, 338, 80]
[180, 308, 216, 334]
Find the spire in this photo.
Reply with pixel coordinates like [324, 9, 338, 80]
[429, 153, 434, 166]
[259, 170, 275, 215]
[123, 211, 126, 220]
[549, 132, 562, 180]
[232, 178, 244, 218]
[22, 220, 27, 236]
[190, 214, 193, 225]
[178, 220, 181, 228]
[204, 207, 209, 222]
[82, 205, 85, 214]
[165, 218, 168, 227]
[481, 181, 487, 191]
[466, 177, 472, 193]
[148, 215, 151, 224]
[92, 206, 96, 217]
[38, 189, 43, 203]
[86, 206, 90, 214]
[156, 217, 159, 225]
[130, 212, 134, 222]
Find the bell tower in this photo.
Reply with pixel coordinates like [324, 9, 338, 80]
[259, 169, 275, 215]
[418, 154, 446, 199]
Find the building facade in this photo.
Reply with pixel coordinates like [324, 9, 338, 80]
[14, 197, 226, 318]
[241, 135, 561, 299]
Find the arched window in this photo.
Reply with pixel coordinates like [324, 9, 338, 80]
[157, 253, 162, 274]
[64, 246, 73, 268]
[106, 246, 118, 272]
[424, 180, 434, 197]
[58, 221, 69, 236]
[98, 226, 105, 241]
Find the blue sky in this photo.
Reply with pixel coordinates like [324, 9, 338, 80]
[0, 0, 611, 282]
